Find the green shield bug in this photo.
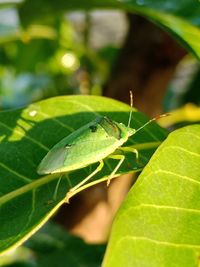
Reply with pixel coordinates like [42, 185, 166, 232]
[37, 92, 166, 200]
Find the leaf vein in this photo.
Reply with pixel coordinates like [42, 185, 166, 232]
[0, 162, 31, 183]
[156, 169, 200, 185]
[66, 100, 100, 116]
[0, 174, 58, 206]
[31, 106, 74, 132]
[129, 203, 200, 215]
[133, 116, 160, 141]
[185, 132, 200, 141]
[0, 121, 49, 151]
[118, 236, 200, 249]
[164, 145, 200, 158]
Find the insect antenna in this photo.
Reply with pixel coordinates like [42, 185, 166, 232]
[127, 90, 134, 127]
[135, 113, 169, 133]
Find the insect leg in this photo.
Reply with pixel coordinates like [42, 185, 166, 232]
[65, 160, 104, 202]
[52, 175, 63, 201]
[106, 154, 125, 186]
[119, 146, 139, 161]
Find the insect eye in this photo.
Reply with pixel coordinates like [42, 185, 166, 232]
[89, 125, 97, 132]
[65, 144, 72, 148]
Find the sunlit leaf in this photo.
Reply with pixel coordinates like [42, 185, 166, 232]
[103, 124, 200, 267]
[0, 95, 167, 255]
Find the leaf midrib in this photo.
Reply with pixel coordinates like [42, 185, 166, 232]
[0, 141, 163, 206]
[0, 173, 58, 206]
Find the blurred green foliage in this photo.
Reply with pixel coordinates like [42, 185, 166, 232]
[0, 222, 106, 267]
[0, 6, 119, 109]
[0, 0, 200, 110]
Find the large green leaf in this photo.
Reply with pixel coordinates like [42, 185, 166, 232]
[25, 223, 106, 267]
[0, 95, 167, 255]
[0, 222, 106, 267]
[18, 0, 200, 25]
[103, 124, 200, 267]
[18, 0, 200, 60]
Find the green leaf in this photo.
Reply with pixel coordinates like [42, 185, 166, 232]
[103, 124, 200, 267]
[0, 222, 106, 267]
[137, 9, 200, 60]
[18, 0, 200, 60]
[26, 222, 106, 267]
[0, 95, 167, 255]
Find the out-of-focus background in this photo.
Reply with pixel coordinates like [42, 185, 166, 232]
[0, 7, 127, 108]
[0, 2, 199, 115]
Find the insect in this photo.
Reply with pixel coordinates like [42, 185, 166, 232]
[37, 92, 165, 200]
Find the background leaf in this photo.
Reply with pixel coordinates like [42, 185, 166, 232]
[0, 95, 167, 255]
[0, 222, 106, 267]
[103, 124, 200, 267]
[26, 223, 106, 267]
[18, 0, 200, 60]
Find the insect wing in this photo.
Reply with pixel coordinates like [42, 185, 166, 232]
[37, 118, 101, 174]
[37, 117, 129, 175]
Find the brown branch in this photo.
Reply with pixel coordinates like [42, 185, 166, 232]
[103, 14, 186, 117]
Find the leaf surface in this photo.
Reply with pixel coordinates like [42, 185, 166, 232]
[0, 222, 106, 266]
[103, 124, 200, 267]
[0, 95, 167, 254]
